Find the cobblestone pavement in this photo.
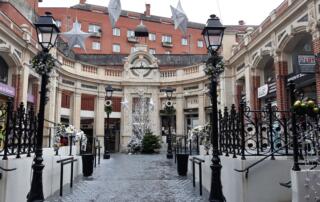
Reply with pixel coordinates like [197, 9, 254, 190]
[47, 154, 207, 202]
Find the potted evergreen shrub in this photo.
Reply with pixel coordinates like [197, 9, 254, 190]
[141, 130, 161, 154]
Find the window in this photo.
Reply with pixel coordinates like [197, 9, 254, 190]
[181, 38, 188, 46]
[55, 20, 61, 28]
[162, 35, 172, 43]
[88, 24, 101, 33]
[112, 44, 120, 52]
[149, 48, 156, 54]
[92, 42, 101, 50]
[197, 40, 204, 48]
[112, 28, 121, 36]
[149, 33, 156, 41]
[127, 30, 135, 38]
[165, 51, 171, 54]
[0, 57, 8, 84]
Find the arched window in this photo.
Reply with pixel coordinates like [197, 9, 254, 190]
[0, 56, 8, 84]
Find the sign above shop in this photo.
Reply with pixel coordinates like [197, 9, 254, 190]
[298, 55, 315, 73]
[287, 73, 306, 82]
[0, 82, 15, 97]
[258, 84, 268, 98]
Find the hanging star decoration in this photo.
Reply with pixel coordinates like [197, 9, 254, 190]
[59, 19, 92, 50]
[108, 0, 122, 28]
[170, 0, 188, 35]
[121, 97, 129, 109]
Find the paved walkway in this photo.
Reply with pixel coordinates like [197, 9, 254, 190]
[47, 154, 207, 202]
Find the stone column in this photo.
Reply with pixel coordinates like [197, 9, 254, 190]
[72, 89, 81, 129]
[274, 57, 288, 112]
[244, 67, 252, 108]
[198, 83, 205, 126]
[175, 87, 184, 136]
[55, 88, 62, 123]
[19, 65, 29, 106]
[94, 86, 105, 139]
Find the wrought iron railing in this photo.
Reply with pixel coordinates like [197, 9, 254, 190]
[0, 100, 37, 159]
[219, 101, 320, 161]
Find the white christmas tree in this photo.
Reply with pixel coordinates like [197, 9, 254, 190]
[127, 91, 152, 152]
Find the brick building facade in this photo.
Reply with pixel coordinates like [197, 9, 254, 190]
[38, 1, 208, 55]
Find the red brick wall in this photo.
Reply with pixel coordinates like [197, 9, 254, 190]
[61, 90, 71, 108]
[313, 38, 320, 105]
[38, 7, 207, 55]
[275, 61, 288, 112]
[81, 94, 95, 111]
[235, 84, 243, 109]
[11, 74, 20, 109]
[111, 97, 121, 112]
[251, 75, 261, 110]
[32, 83, 39, 112]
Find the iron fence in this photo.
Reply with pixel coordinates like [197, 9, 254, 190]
[218, 101, 320, 163]
[0, 100, 37, 159]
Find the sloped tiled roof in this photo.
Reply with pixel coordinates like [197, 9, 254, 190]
[75, 54, 209, 67]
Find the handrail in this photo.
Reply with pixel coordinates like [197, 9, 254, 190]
[234, 133, 316, 178]
[56, 157, 78, 196]
[189, 157, 205, 196]
[0, 166, 17, 180]
[0, 166, 17, 172]
[234, 141, 293, 178]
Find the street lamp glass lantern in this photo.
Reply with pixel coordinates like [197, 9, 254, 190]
[105, 85, 114, 99]
[34, 12, 60, 51]
[165, 87, 174, 100]
[202, 14, 225, 53]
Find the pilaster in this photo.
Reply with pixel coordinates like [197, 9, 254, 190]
[94, 86, 105, 139]
[175, 87, 184, 136]
[72, 85, 81, 129]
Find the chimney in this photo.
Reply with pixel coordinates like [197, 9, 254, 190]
[238, 20, 245, 26]
[80, 0, 86, 4]
[144, 4, 151, 17]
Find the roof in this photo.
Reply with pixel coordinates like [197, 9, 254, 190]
[71, 3, 206, 30]
[74, 54, 209, 67]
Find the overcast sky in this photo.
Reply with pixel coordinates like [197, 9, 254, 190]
[39, 0, 284, 25]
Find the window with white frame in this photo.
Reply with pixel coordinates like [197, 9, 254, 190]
[55, 20, 61, 28]
[127, 30, 135, 38]
[92, 41, 101, 50]
[181, 38, 188, 46]
[149, 33, 156, 41]
[197, 40, 204, 48]
[88, 24, 101, 33]
[149, 48, 156, 54]
[112, 28, 121, 36]
[162, 35, 172, 43]
[112, 44, 120, 52]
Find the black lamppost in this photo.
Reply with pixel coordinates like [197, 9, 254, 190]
[202, 14, 226, 202]
[164, 87, 174, 159]
[104, 85, 113, 159]
[27, 12, 60, 202]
